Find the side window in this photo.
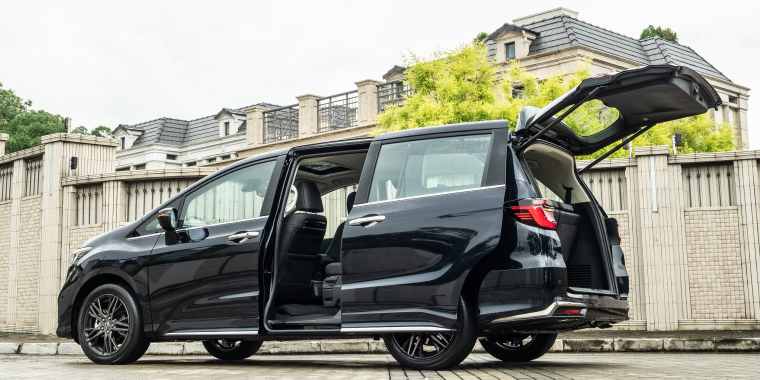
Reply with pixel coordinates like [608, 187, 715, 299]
[369, 134, 491, 202]
[179, 160, 276, 228]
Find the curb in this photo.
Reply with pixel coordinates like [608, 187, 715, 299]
[4, 338, 759, 356]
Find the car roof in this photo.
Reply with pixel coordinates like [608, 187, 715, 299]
[231, 120, 510, 168]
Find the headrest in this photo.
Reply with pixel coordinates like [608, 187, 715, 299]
[295, 181, 323, 213]
[346, 192, 356, 213]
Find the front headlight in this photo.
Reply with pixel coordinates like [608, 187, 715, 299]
[72, 247, 93, 264]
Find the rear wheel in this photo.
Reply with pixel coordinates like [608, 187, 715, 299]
[479, 333, 557, 362]
[78, 284, 150, 365]
[202, 340, 263, 360]
[383, 296, 477, 370]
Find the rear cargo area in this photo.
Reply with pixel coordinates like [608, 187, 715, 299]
[522, 143, 611, 291]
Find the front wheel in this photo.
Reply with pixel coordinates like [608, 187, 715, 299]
[202, 340, 263, 360]
[479, 333, 557, 362]
[78, 284, 150, 365]
[383, 296, 477, 370]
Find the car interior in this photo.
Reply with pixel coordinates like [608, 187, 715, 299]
[269, 152, 368, 328]
[522, 142, 611, 291]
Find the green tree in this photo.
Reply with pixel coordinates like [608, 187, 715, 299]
[0, 82, 32, 130]
[375, 42, 738, 159]
[71, 126, 89, 135]
[3, 110, 65, 153]
[640, 25, 678, 43]
[473, 32, 489, 45]
[90, 126, 113, 138]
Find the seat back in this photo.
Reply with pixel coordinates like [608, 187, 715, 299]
[555, 204, 583, 262]
[276, 181, 327, 304]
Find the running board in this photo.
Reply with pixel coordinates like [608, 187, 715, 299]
[491, 301, 587, 323]
[341, 326, 453, 333]
[164, 329, 258, 336]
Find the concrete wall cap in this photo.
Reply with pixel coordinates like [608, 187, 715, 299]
[355, 79, 384, 86]
[634, 145, 671, 156]
[40, 133, 119, 147]
[295, 94, 322, 101]
[243, 106, 270, 114]
[0, 133, 8, 141]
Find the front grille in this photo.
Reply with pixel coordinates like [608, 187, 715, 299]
[568, 265, 593, 288]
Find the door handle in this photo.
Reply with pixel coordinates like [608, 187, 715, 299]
[227, 231, 260, 241]
[348, 215, 386, 226]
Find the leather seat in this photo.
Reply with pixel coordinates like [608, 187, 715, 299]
[276, 181, 327, 305]
[554, 203, 582, 262]
[315, 192, 355, 275]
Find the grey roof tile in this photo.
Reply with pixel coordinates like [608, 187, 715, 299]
[486, 15, 730, 82]
[115, 102, 279, 148]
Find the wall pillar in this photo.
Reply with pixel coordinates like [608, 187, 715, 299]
[6, 159, 24, 326]
[244, 106, 268, 147]
[355, 80, 383, 127]
[733, 156, 760, 319]
[296, 94, 321, 138]
[0, 133, 8, 156]
[633, 146, 687, 331]
[37, 134, 117, 334]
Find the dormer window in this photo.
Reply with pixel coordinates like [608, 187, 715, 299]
[224, 122, 230, 136]
[506, 43, 516, 60]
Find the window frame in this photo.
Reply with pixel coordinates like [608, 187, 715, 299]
[224, 121, 230, 136]
[506, 42, 516, 60]
[359, 131, 503, 205]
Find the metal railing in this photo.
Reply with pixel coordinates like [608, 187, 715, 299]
[377, 80, 413, 113]
[25, 157, 43, 196]
[75, 184, 103, 226]
[125, 179, 198, 223]
[0, 165, 12, 201]
[263, 104, 300, 144]
[318, 91, 358, 132]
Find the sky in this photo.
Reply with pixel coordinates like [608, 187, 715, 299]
[1, 1, 759, 147]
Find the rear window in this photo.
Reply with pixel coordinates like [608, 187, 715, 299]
[368, 135, 491, 202]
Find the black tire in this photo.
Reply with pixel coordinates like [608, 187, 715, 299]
[202, 340, 263, 360]
[383, 296, 477, 370]
[78, 283, 150, 365]
[479, 333, 557, 362]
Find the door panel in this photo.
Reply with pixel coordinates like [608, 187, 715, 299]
[149, 218, 266, 334]
[340, 134, 504, 329]
[148, 160, 277, 335]
[341, 187, 505, 328]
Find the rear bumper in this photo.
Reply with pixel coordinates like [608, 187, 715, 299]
[480, 294, 628, 333]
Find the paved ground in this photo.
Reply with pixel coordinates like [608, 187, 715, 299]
[4, 353, 760, 379]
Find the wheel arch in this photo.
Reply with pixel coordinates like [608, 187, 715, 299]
[70, 272, 136, 343]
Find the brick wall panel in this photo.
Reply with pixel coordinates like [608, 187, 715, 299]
[16, 196, 41, 326]
[0, 201, 11, 321]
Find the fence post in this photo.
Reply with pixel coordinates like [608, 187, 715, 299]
[354, 80, 383, 127]
[0, 133, 7, 156]
[733, 156, 760, 319]
[6, 158, 24, 326]
[633, 145, 686, 331]
[244, 106, 269, 147]
[296, 94, 321, 138]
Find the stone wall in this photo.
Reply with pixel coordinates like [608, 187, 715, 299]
[0, 201, 11, 322]
[685, 209, 746, 319]
[16, 196, 41, 326]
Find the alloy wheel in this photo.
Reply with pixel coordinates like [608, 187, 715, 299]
[489, 334, 536, 350]
[83, 294, 131, 356]
[391, 332, 456, 359]
[210, 339, 242, 351]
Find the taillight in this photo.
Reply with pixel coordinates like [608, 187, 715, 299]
[510, 200, 557, 229]
[558, 308, 583, 315]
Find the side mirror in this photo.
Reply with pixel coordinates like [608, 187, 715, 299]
[157, 208, 178, 231]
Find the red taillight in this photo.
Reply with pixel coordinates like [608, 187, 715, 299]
[559, 308, 583, 315]
[511, 202, 557, 229]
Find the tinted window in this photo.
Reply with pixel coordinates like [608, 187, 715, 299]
[369, 135, 491, 202]
[179, 161, 276, 228]
[130, 197, 181, 237]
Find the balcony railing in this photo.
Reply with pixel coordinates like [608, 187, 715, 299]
[25, 157, 43, 196]
[318, 91, 358, 132]
[377, 80, 413, 113]
[263, 104, 300, 144]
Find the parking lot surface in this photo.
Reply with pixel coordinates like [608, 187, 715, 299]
[5, 352, 760, 379]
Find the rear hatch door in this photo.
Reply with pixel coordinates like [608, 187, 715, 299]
[514, 64, 722, 156]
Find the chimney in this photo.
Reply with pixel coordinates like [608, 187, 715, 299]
[0, 133, 7, 156]
[64, 117, 72, 133]
[512, 7, 579, 26]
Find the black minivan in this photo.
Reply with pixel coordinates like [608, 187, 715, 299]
[57, 65, 720, 369]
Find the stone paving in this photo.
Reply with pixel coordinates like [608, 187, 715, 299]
[4, 353, 760, 379]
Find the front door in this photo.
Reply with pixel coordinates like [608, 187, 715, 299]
[149, 160, 278, 335]
[340, 132, 506, 330]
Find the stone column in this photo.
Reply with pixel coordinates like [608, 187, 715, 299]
[738, 95, 750, 150]
[733, 156, 760, 319]
[0, 133, 8, 156]
[37, 134, 118, 334]
[355, 80, 383, 127]
[7, 158, 24, 326]
[296, 94, 321, 138]
[633, 146, 687, 331]
[244, 106, 269, 147]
